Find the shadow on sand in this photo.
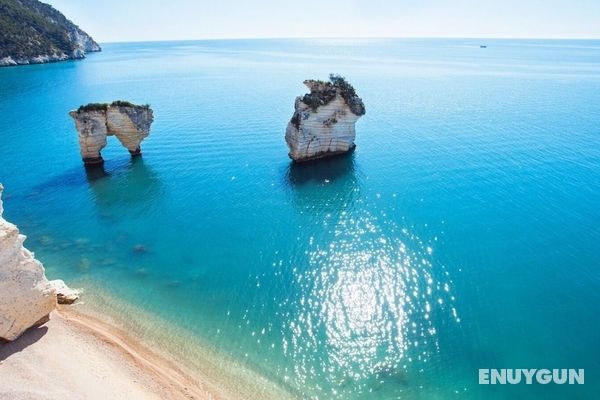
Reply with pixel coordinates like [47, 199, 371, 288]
[0, 325, 48, 361]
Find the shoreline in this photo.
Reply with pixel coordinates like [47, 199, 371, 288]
[0, 294, 296, 400]
[59, 306, 222, 399]
[1, 308, 218, 400]
[68, 285, 296, 400]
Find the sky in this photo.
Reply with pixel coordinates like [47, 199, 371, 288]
[46, 0, 600, 43]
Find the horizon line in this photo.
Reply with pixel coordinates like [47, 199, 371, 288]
[96, 35, 600, 45]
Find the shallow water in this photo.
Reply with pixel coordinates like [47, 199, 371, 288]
[1, 38, 599, 399]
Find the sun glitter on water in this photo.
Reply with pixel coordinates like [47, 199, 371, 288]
[279, 209, 459, 399]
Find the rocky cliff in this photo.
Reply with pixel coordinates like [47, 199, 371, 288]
[0, 0, 100, 67]
[0, 184, 80, 341]
[285, 74, 366, 162]
[0, 184, 56, 341]
[69, 101, 154, 165]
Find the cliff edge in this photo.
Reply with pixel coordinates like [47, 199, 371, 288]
[0, 0, 101, 67]
[0, 184, 80, 341]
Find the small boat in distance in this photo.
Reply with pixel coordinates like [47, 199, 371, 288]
[480, 45, 488, 48]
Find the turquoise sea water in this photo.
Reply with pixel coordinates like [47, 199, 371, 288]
[0, 38, 599, 399]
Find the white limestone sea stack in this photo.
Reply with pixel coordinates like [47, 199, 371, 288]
[0, 184, 80, 341]
[285, 74, 366, 162]
[69, 101, 154, 165]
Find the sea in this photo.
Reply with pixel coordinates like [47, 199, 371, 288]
[0, 38, 599, 399]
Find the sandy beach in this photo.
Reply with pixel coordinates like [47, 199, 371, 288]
[0, 308, 220, 400]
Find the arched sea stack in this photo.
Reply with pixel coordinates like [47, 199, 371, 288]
[69, 101, 154, 165]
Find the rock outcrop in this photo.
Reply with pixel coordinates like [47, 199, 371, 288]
[285, 74, 366, 162]
[69, 101, 154, 165]
[49, 279, 80, 305]
[0, 185, 81, 341]
[0, 0, 101, 67]
[0, 184, 56, 341]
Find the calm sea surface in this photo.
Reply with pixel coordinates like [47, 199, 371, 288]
[1, 38, 599, 399]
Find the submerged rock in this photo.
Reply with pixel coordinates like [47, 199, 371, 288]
[69, 101, 154, 165]
[132, 244, 148, 254]
[0, 184, 56, 341]
[285, 74, 365, 162]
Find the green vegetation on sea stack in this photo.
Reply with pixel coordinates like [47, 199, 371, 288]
[301, 74, 365, 115]
[0, 0, 100, 65]
[76, 101, 151, 113]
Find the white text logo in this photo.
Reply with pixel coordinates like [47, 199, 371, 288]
[479, 369, 584, 385]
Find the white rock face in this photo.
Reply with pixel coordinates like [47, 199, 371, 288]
[285, 78, 365, 162]
[67, 29, 102, 53]
[106, 106, 152, 154]
[0, 184, 56, 341]
[0, 53, 71, 67]
[69, 110, 108, 163]
[49, 279, 80, 305]
[69, 103, 154, 164]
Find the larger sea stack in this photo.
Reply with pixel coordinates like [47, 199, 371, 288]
[69, 101, 154, 165]
[285, 74, 365, 162]
[0, 0, 101, 67]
